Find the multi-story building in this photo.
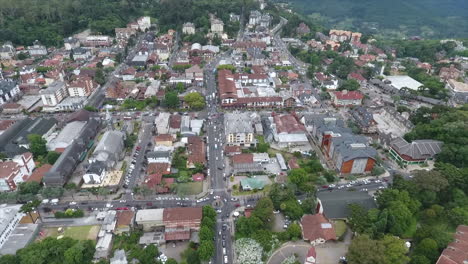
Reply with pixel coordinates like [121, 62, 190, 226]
[225, 112, 257, 147]
[389, 137, 443, 165]
[0, 42, 16, 60]
[63, 37, 80, 51]
[27, 40, 47, 56]
[84, 36, 112, 47]
[210, 17, 224, 35]
[330, 90, 363, 107]
[0, 204, 23, 249]
[329, 30, 361, 43]
[67, 77, 98, 97]
[40, 81, 68, 107]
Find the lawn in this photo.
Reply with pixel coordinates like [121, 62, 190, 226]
[333, 220, 347, 239]
[176, 182, 203, 195]
[232, 184, 271, 196]
[41, 225, 100, 241]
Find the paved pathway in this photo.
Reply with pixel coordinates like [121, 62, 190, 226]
[267, 241, 312, 264]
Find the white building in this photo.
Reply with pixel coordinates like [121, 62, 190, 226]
[211, 18, 224, 35]
[0, 80, 21, 106]
[182, 22, 196, 35]
[40, 81, 68, 107]
[27, 41, 47, 56]
[137, 16, 151, 31]
[384, 75, 423, 91]
[47, 121, 87, 151]
[225, 112, 257, 147]
[0, 153, 35, 192]
[0, 204, 23, 249]
[83, 160, 107, 184]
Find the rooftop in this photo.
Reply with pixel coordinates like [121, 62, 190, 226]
[317, 190, 376, 219]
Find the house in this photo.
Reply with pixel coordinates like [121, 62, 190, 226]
[439, 65, 462, 81]
[350, 106, 377, 134]
[446, 79, 468, 103]
[182, 22, 196, 35]
[63, 37, 80, 50]
[210, 17, 224, 35]
[347, 72, 367, 86]
[296, 23, 310, 35]
[121, 68, 136, 81]
[83, 160, 106, 184]
[147, 163, 171, 176]
[155, 112, 171, 134]
[0, 42, 16, 60]
[130, 52, 149, 67]
[316, 190, 376, 219]
[27, 41, 47, 56]
[47, 120, 87, 151]
[43, 118, 100, 186]
[185, 65, 204, 83]
[329, 30, 361, 43]
[1, 103, 24, 114]
[300, 214, 336, 246]
[0, 80, 21, 106]
[136, 16, 151, 31]
[240, 177, 267, 191]
[225, 112, 257, 147]
[0, 153, 35, 191]
[40, 81, 68, 107]
[224, 145, 242, 156]
[332, 140, 377, 174]
[72, 47, 91, 60]
[147, 150, 172, 164]
[154, 134, 174, 147]
[0, 120, 16, 136]
[389, 137, 443, 165]
[249, 10, 261, 25]
[187, 136, 206, 168]
[115, 28, 136, 41]
[163, 207, 202, 241]
[84, 36, 111, 47]
[330, 90, 363, 107]
[436, 225, 468, 264]
[26, 164, 52, 183]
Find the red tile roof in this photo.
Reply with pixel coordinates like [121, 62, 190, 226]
[274, 114, 306, 134]
[225, 145, 241, 154]
[288, 158, 300, 169]
[232, 153, 254, 164]
[301, 214, 336, 242]
[0, 120, 15, 131]
[163, 207, 202, 222]
[27, 164, 52, 183]
[348, 72, 366, 82]
[187, 136, 206, 165]
[146, 173, 163, 188]
[116, 210, 135, 226]
[333, 91, 363, 100]
[155, 134, 173, 142]
[436, 225, 468, 264]
[169, 114, 181, 129]
[165, 230, 190, 241]
[218, 70, 237, 100]
[147, 163, 170, 175]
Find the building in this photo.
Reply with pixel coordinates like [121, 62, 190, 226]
[43, 118, 100, 186]
[305, 247, 317, 264]
[136, 16, 151, 31]
[163, 207, 202, 241]
[40, 81, 68, 107]
[72, 47, 91, 60]
[154, 134, 174, 147]
[300, 214, 336, 246]
[232, 153, 263, 173]
[329, 30, 361, 43]
[182, 22, 196, 35]
[27, 41, 47, 56]
[210, 17, 224, 35]
[249, 10, 261, 25]
[187, 136, 206, 168]
[240, 177, 267, 191]
[64, 37, 80, 50]
[47, 121, 87, 152]
[317, 190, 376, 219]
[115, 211, 135, 234]
[83, 160, 107, 184]
[296, 23, 310, 35]
[0, 42, 15, 60]
[265, 113, 309, 148]
[436, 225, 468, 264]
[67, 77, 98, 97]
[0, 205, 24, 249]
[84, 36, 112, 47]
[0, 117, 57, 157]
[446, 79, 468, 103]
[0, 80, 21, 106]
[389, 137, 443, 165]
[330, 90, 363, 107]
[90, 130, 125, 169]
[225, 112, 256, 147]
[110, 249, 128, 264]
[185, 65, 204, 83]
[439, 65, 462, 81]
[350, 106, 378, 134]
[0, 153, 35, 191]
[384, 75, 423, 91]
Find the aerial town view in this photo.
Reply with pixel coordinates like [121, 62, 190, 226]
[0, 0, 467, 263]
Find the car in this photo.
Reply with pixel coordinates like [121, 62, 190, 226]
[322, 185, 329, 189]
[116, 207, 129, 210]
[224, 255, 228, 264]
[222, 240, 226, 247]
[120, 200, 126, 203]
[136, 146, 141, 151]
[106, 203, 113, 208]
[69, 201, 77, 205]
[216, 209, 222, 213]
[222, 225, 227, 231]
[235, 203, 241, 207]
[230, 197, 238, 201]
[283, 224, 288, 229]
[222, 234, 226, 240]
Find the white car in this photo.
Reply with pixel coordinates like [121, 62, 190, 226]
[224, 256, 228, 264]
[69, 201, 77, 205]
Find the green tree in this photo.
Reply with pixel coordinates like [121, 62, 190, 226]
[184, 92, 205, 110]
[40, 186, 64, 198]
[20, 200, 41, 222]
[448, 207, 468, 226]
[18, 181, 41, 195]
[164, 91, 180, 108]
[287, 223, 302, 240]
[198, 240, 215, 261]
[339, 79, 360, 91]
[94, 68, 105, 85]
[281, 199, 304, 220]
[347, 235, 409, 264]
[46, 151, 61, 165]
[28, 134, 47, 158]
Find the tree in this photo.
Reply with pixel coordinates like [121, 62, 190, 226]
[339, 79, 360, 91]
[199, 226, 214, 241]
[198, 240, 215, 261]
[413, 238, 438, 262]
[41, 187, 64, 198]
[448, 207, 468, 226]
[287, 223, 302, 240]
[28, 134, 47, 158]
[94, 68, 105, 85]
[347, 235, 409, 264]
[166, 259, 178, 264]
[281, 199, 304, 220]
[348, 204, 371, 234]
[46, 151, 61, 165]
[184, 92, 205, 110]
[252, 197, 274, 225]
[164, 91, 180, 108]
[288, 168, 308, 186]
[385, 201, 414, 236]
[18, 181, 41, 195]
[20, 200, 41, 223]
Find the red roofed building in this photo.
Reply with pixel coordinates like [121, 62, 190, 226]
[187, 136, 206, 168]
[145, 173, 163, 189]
[273, 114, 306, 134]
[225, 145, 242, 156]
[288, 158, 300, 170]
[115, 210, 135, 234]
[300, 214, 336, 246]
[218, 69, 238, 105]
[436, 225, 468, 264]
[347, 72, 367, 85]
[163, 207, 202, 241]
[26, 164, 52, 183]
[358, 54, 376, 62]
[331, 90, 363, 107]
[232, 153, 254, 165]
[0, 153, 35, 191]
[147, 163, 171, 175]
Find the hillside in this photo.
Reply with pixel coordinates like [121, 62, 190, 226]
[277, 0, 468, 39]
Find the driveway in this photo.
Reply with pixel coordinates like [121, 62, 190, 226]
[267, 241, 312, 264]
[315, 230, 352, 264]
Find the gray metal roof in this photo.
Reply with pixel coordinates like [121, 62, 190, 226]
[225, 112, 255, 134]
[87, 160, 106, 175]
[0, 80, 18, 93]
[317, 190, 376, 219]
[350, 106, 375, 128]
[391, 137, 443, 160]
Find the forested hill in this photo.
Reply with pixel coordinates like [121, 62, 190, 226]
[0, 0, 256, 47]
[277, 0, 468, 39]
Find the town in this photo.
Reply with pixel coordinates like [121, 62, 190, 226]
[0, 0, 467, 264]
